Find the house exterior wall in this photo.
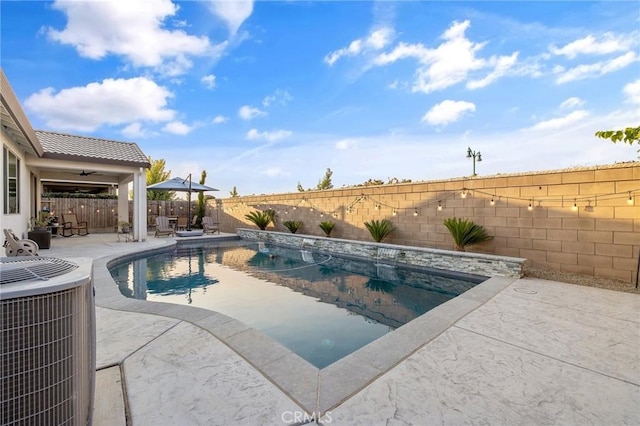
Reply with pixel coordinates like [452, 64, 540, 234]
[1, 126, 33, 240]
[218, 162, 640, 285]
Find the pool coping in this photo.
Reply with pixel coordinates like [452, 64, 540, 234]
[94, 237, 517, 414]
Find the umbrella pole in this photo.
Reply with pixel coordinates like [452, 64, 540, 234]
[187, 174, 192, 231]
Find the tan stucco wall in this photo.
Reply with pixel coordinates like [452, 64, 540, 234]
[218, 162, 640, 284]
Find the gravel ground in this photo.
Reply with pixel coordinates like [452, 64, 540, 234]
[524, 266, 640, 294]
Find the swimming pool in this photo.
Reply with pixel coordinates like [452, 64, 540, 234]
[110, 240, 484, 368]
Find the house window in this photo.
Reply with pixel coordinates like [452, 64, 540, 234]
[3, 147, 20, 214]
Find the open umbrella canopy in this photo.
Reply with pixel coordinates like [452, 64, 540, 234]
[147, 175, 218, 232]
[147, 176, 218, 193]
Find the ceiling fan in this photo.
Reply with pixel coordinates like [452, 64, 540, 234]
[79, 170, 97, 176]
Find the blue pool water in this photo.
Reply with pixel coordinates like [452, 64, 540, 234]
[110, 241, 483, 368]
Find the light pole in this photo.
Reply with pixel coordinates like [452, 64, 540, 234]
[466, 147, 482, 176]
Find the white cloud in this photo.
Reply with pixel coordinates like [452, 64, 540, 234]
[246, 128, 292, 141]
[550, 33, 635, 58]
[162, 121, 192, 135]
[335, 138, 359, 150]
[201, 74, 216, 90]
[238, 105, 266, 120]
[207, 0, 254, 36]
[324, 26, 394, 66]
[527, 110, 590, 131]
[264, 167, 290, 177]
[24, 77, 175, 132]
[560, 97, 585, 110]
[121, 122, 148, 139]
[213, 115, 228, 124]
[372, 20, 517, 93]
[555, 51, 637, 84]
[422, 100, 476, 126]
[623, 79, 640, 104]
[47, 0, 216, 75]
[467, 52, 519, 90]
[262, 89, 293, 107]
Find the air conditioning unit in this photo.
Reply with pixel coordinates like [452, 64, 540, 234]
[1, 256, 95, 426]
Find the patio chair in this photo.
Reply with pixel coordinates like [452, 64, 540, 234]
[176, 216, 188, 231]
[3, 229, 39, 256]
[61, 213, 89, 237]
[202, 216, 220, 234]
[155, 216, 174, 238]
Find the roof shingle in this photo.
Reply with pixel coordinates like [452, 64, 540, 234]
[35, 130, 150, 167]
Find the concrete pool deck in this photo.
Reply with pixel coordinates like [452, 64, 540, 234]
[40, 233, 639, 425]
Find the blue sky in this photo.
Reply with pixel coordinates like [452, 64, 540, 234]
[2, 1, 639, 196]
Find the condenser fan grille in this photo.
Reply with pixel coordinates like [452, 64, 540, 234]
[0, 257, 79, 284]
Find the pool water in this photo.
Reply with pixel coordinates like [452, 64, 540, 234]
[110, 241, 483, 368]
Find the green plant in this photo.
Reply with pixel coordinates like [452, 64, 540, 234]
[364, 219, 394, 242]
[283, 220, 303, 234]
[443, 217, 493, 251]
[245, 209, 276, 230]
[118, 221, 131, 231]
[32, 211, 51, 228]
[319, 221, 335, 237]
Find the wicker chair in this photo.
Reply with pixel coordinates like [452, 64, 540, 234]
[155, 216, 174, 238]
[202, 217, 220, 234]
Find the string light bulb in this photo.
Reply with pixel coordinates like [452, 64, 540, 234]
[572, 199, 578, 211]
[374, 203, 379, 210]
[413, 208, 419, 216]
[490, 197, 495, 206]
[437, 201, 442, 211]
[461, 189, 467, 199]
[527, 201, 533, 211]
[628, 192, 634, 205]
[392, 209, 397, 216]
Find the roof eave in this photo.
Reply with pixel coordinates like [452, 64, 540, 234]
[1, 68, 44, 157]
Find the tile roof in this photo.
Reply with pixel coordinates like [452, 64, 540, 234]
[35, 130, 150, 167]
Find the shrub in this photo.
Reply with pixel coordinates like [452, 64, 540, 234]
[364, 219, 394, 243]
[319, 221, 335, 237]
[443, 217, 493, 251]
[283, 220, 303, 234]
[245, 209, 275, 230]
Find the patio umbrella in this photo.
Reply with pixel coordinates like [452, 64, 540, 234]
[147, 175, 218, 231]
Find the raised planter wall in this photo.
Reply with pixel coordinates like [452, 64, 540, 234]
[237, 229, 526, 278]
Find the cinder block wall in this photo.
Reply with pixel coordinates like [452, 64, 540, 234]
[217, 162, 640, 284]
